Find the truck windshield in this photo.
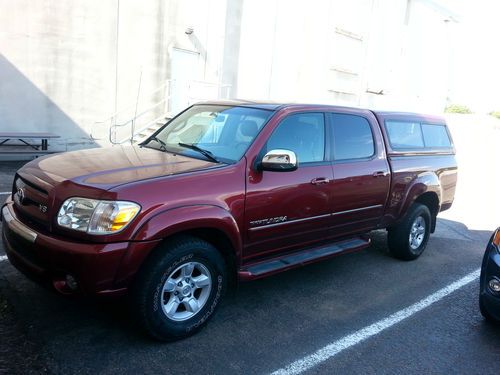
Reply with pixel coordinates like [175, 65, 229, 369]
[145, 105, 273, 163]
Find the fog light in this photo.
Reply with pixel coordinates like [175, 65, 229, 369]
[488, 278, 500, 293]
[65, 275, 78, 291]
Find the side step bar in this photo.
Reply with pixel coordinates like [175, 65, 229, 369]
[238, 237, 370, 281]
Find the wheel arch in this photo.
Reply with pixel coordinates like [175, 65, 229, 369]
[163, 227, 238, 287]
[120, 205, 242, 289]
[397, 173, 441, 233]
[414, 192, 440, 233]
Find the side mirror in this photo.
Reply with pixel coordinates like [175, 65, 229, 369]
[260, 149, 298, 171]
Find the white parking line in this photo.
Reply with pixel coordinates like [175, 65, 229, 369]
[0, 255, 8, 262]
[0, 192, 10, 195]
[270, 268, 481, 375]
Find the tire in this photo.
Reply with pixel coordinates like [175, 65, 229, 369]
[387, 203, 431, 261]
[130, 235, 227, 341]
[479, 294, 500, 324]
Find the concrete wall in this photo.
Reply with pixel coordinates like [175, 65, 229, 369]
[0, 0, 229, 149]
[0, 0, 457, 151]
[0, 0, 118, 150]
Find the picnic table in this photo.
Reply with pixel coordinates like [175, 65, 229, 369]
[0, 132, 60, 151]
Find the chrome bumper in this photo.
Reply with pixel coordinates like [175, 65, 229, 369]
[2, 204, 37, 243]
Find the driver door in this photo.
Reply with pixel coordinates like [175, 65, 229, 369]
[243, 112, 334, 262]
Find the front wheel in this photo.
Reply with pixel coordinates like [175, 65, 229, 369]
[131, 236, 227, 341]
[388, 203, 431, 261]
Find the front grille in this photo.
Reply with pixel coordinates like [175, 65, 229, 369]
[14, 175, 47, 195]
[13, 175, 51, 230]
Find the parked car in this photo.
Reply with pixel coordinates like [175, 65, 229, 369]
[479, 228, 500, 323]
[1, 101, 457, 340]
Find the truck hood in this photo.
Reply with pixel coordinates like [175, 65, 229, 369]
[19, 145, 218, 189]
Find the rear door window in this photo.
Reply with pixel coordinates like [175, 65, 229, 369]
[330, 114, 375, 160]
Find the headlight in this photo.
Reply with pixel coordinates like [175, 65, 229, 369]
[57, 198, 141, 234]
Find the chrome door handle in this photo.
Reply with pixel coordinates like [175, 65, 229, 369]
[373, 171, 388, 177]
[311, 177, 330, 185]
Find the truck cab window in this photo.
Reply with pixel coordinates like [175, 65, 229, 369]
[267, 113, 325, 163]
[331, 114, 375, 160]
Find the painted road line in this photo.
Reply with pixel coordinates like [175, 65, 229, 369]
[0, 192, 10, 195]
[0, 255, 8, 262]
[270, 268, 481, 375]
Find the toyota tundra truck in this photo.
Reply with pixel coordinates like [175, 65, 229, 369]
[1, 101, 457, 340]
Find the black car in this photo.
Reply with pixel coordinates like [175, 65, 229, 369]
[480, 228, 500, 323]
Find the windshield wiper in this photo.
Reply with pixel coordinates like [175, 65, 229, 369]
[147, 136, 167, 151]
[178, 142, 220, 163]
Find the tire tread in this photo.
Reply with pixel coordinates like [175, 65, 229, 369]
[130, 235, 226, 341]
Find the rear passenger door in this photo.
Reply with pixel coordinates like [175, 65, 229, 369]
[328, 112, 391, 236]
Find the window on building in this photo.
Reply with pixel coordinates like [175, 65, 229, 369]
[267, 113, 325, 163]
[331, 114, 374, 160]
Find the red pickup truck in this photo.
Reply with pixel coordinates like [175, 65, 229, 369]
[1, 101, 457, 340]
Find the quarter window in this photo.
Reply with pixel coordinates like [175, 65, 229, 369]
[267, 113, 325, 163]
[331, 114, 375, 160]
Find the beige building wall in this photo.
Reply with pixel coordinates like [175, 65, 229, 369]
[0, 0, 457, 151]
[0, 0, 230, 149]
[237, 0, 455, 113]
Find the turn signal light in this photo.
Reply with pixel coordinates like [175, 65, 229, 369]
[493, 229, 500, 247]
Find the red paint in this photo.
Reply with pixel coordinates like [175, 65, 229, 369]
[1, 101, 457, 295]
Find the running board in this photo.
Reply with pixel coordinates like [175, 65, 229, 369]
[238, 237, 370, 281]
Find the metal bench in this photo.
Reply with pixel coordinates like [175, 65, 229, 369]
[0, 132, 60, 151]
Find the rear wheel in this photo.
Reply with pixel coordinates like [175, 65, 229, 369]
[388, 203, 431, 261]
[131, 236, 227, 341]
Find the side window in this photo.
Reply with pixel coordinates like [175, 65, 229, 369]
[385, 121, 424, 149]
[331, 114, 375, 160]
[267, 113, 325, 163]
[421, 124, 452, 148]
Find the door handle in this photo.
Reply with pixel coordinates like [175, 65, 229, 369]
[373, 171, 388, 177]
[311, 177, 330, 185]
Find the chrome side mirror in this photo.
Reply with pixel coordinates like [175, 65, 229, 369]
[260, 149, 298, 171]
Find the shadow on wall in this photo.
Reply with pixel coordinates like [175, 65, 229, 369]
[0, 54, 98, 153]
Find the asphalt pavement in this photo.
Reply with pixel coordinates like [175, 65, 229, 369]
[0, 146, 499, 375]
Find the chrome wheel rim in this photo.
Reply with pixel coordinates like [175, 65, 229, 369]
[161, 262, 212, 322]
[409, 216, 426, 250]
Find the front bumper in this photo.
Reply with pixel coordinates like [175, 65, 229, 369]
[1, 200, 159, 296]
[479, 239, 500, 320]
